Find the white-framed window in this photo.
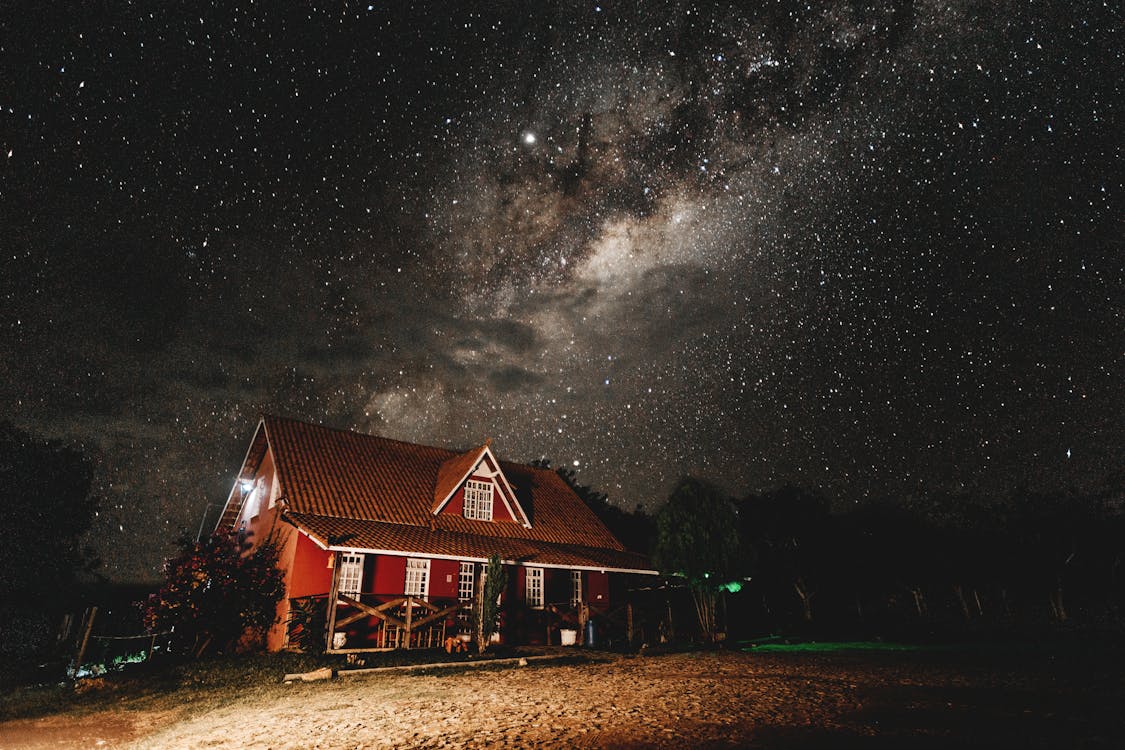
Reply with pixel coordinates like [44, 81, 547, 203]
[463, 479, 494, 521]
[570, 570, 583, 608]
[458, 562, 475, 602]
[404, 558, 430, 598]
[338, 553, 364, 598]
[525, 567, 543, 609]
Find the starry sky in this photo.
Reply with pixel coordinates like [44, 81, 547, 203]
[2, 1, 1120, 582]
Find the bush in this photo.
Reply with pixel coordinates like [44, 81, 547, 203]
[143, 532, 285, 657]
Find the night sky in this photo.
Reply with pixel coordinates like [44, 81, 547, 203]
[2, 2, 1120, 582]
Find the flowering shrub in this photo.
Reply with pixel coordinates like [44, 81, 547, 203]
[143, 532, 285, 657]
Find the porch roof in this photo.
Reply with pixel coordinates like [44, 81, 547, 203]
[286, 511, 657, 574]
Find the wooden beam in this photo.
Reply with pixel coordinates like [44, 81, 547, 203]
[406, 604, 461, 632]
[335, 595, 408, 629]
[325, 556, 342, 652]
[73, 606, 97, 674]
[404, 597, 413, 648]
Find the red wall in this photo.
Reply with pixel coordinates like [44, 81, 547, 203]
[430, 558, 459, 599]
[289, 533, 332, 598]
[587, 571, 609, 606]
[439, 477, 517, 522]
[372, 554, 407, 596]
[513, 565, 525, 604]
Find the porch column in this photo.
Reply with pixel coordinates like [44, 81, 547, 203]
[325, 551, 342, 652]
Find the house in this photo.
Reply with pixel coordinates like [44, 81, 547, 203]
[214, 415, 657, 651]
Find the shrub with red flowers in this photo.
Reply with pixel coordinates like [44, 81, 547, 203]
[143, 532, 285, 657]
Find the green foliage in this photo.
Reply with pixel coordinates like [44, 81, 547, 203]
[286, 596, 328, 655]
[475, 555, 508, 653]
[654, 476, 741, 585]
[655, 476, 742, 642]
[143, 532, 285, 657]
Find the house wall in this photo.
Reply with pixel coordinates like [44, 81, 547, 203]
[544, 567, 568, 605]
[440, 477, 517, 522]
[227, 446, 301, 652]
[430, 558, 460, 600]
[372, 554, 408, 596]
[288, 532, 331, 598]
[239, 448, 280, 543]
[587, 570, 610, 607]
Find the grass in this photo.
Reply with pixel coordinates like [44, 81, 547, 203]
[742, 639, 927, 653]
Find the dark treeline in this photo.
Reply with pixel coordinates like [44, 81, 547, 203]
[0, 423, 100, 681]
[555, 459, 1125, 639]
[731, 485, 1125, 638]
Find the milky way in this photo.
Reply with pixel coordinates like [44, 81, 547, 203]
[2, 1, 1120, 580]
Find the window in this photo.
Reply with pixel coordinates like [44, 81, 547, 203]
[463, 480, 494, 521]
[570, 571, 583, 608]
[458, 562, 475, 602]
[338, 553, 364, 598]
[404, 558, 430, 598]
[525, 567, 543, 609]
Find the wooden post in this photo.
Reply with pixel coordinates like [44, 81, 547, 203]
[73, 606, 97, 675]
[325, 554, 342, 652]
[409, 593, 418, 647]
[625, 602, 634, 646]
[578, 603, 589, 646]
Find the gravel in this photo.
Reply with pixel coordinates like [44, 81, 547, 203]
[1, 648, 1121, 748]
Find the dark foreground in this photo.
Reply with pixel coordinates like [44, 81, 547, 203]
[1, 646, 1122, 748]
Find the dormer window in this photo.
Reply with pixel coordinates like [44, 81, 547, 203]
[463, 479, 494, 521]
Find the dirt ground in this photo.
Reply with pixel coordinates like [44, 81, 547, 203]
[1, 648, 1121, 749]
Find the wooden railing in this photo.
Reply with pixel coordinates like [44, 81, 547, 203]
[325, 593, 468, 653]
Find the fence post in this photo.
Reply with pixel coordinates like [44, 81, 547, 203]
[325, 554, 342, 652]
[73, 606, 98, 676]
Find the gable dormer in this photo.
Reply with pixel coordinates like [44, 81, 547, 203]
[432, 442, 531, 527]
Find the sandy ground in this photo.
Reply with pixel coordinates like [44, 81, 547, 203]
[1, 649, 1121, 749]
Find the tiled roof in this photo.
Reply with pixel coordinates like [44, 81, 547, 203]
[286, 512, 656, 572]
[431, 444, 487, 514]
[259, 415, 634, 555]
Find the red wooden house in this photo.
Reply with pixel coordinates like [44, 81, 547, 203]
[214, 416, 656, 651]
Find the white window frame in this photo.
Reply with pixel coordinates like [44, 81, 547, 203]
[338, 553, 364, 598]
[525, 567, 544, 609]
[463, 479, 494, 521]
[458, 562, 475, 602]
[570, 570, 583, 608]
[404, 558, 430, 598]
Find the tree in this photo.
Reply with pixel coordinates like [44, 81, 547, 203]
[0, 423, 98, 663]
[474, 555, 508, 654]
[740, 487, 833, 625]
[654, 476, 742, 642]
[143, 531, 285, 657]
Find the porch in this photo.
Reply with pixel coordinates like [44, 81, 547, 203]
[287, 592, 642, 653]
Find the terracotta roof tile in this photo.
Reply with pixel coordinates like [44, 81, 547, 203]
[432, 445, 487, 513]
[261, 416, 634, 554]
[287, 512, 655, 572]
